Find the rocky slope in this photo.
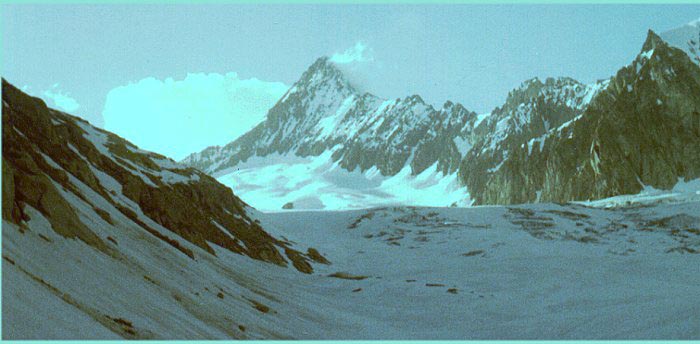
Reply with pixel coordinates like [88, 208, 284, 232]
[2, 78, 323, 272]
[458, 76, 608, 203]
[460, 31, 700, 204]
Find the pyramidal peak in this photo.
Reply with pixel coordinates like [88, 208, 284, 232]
[642, 29, 667, 53]
[295, 56, 358, 94]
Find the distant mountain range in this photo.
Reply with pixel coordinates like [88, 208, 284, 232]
[183, 23, 700, 210]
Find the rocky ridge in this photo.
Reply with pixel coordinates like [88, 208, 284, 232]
[2, 79, 323, 272]
[461, 31, 700, 204]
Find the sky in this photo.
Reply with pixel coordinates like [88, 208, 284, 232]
[2, 4, 699, 160]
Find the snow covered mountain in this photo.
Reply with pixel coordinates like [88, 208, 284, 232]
[181, 74, 596, 210]
[183, 57, 479, 177]
[182, 57, 483, 209]
[1, 78, 322, 272]
[184, 28, 700, 210]
[181, 59, 603, 210]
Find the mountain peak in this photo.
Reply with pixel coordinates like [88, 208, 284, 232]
[310, 55, 333, 69]
[405, 94, 425, 104]
[271, 56, 360, 111]
[294, 56, 358, 96]
[642, 29, 666, 52]
[502, 77, 545, 108]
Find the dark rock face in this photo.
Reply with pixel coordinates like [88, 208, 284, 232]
[458, 76, 607, 204]
[2, 79, 318, 272]
[460, 31, 700, 204]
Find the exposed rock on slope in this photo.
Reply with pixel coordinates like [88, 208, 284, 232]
[2, 79, 317, 272]
[460, 31, 700, 204]
[458, 76, 608, 204]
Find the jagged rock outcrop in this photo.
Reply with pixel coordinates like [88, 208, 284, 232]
[2, 79, 320, 272]
[460, 31, 700, 204]
[458, 76, 608, 204]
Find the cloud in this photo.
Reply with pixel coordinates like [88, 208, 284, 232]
[42, 83, 80, 112]
[330, 41, 374, 64]
[328, 41, 382, 95]
[102, 72, 288, 161]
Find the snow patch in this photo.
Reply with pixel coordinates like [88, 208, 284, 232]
[215, 152, 471, 211]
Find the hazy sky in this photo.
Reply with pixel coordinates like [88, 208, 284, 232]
[2, 4, 698, 160]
